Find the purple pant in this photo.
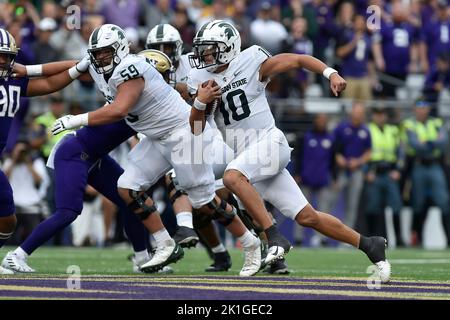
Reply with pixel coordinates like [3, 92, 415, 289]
[20, 136, 147, 254]
[0, 170, 14, 217]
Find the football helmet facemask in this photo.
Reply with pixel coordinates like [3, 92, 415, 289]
[189, 20, 241, 72]
[0, 28, 19, 78]
[146, 24, 183, 64]
[88, 24, 130, 75]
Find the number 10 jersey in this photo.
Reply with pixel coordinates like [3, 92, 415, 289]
[187, 45, 276, 141]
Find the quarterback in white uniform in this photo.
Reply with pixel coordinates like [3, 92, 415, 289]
[188, 20, 391, 282]
[146, 24, 240, 273]
[52, 24, 261, 276]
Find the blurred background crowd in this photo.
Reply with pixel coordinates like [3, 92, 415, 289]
[1, 0, 450, 250]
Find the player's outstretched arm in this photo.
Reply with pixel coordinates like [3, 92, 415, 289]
[25, 56, 92, 97]
[259, 53, 347, 96]
[51, 77, 144, 135]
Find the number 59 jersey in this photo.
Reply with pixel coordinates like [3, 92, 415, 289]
[89, 54, 191, 139]
[187, 45, 276, 136]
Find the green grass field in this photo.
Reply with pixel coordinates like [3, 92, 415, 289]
[2, 246, 450, 300]
[1, 245, 449, 280]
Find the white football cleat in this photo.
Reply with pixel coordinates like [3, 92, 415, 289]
[239, 238, 262, 277]
[1, 251, 35, 273]
[139, 240, 184, 273]
[132, 254, 174, 274]
[0, 265, 14, 275]
[375, 260, 391, 283]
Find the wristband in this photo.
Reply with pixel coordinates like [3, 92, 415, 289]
[193, 98, 207, 111]
[323, 67, 338, 80]
[68, 65, 82, 80]
[72, 113, 89, 127]
[25, 64, 43, 77]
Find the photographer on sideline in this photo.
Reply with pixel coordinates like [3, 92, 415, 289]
[2, 141, 49, 244]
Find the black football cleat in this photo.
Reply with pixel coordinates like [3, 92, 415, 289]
[205, 251, 232, 272]
[173, 226, 200, 248]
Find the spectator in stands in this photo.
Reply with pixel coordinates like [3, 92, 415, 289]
[420, 0, 450, 71]
[2, 141, 49, 244]
[146, 0, 175, 31]
[297, 113, 336, 246]
[101, 0, 144, 29]
[33, 95, 68, 162]
[281, 17, 313, 98]
[32, 17, 59, 64]
[281, 0, 318, 39]
[402, 99, 450, 247]
[231, 0, 252, 50]
[305, 0, 335, 64]
[196, 0, 234, 32]
[172, 5, 196, 52]
[250, 1, 288, 55]
[423, 52, 450, 108]
[372, 1, 421, 98]
[365, 108, 404, 246]
[336, 14, 374, 101]
[334, 102, 372, 230]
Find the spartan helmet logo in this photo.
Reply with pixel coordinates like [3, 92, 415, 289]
[218, 22, 235, 40]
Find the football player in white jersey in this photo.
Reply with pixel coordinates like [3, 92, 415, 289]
[52, 24, 262, 276]
[188, 20, 391, 282]
[146, 24, 235, 272]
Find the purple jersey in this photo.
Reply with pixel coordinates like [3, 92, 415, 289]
[75, 120, 136, 160]
[334, 120, 371, 159]
[421, 18, 450, 67]
[292, 37, 313, 81]
[306, 2, 336, 49]
[374, 20, 419, 75]
[0, 77, 29, 154]
[300, 130, 334, 188]
[424, 66, 450, 90]
[337, 28, 371, 78]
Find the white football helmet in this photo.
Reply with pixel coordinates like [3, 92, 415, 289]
[146, 24, 183, 64]
[0, 28, 19, 78]
[138, 49, 176, 87]
[87, 24, 130, 74]
[189, 20, 241, 72]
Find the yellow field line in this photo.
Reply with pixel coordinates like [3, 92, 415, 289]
[0, 284, 128, 295]
[131, 279, 450, 291]
[140, 283, 450, 300]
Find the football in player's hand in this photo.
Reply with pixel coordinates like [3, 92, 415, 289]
[201, 80, 220, 116]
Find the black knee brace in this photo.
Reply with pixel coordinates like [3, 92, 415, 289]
[208, 199, 236, 227]
[166, 174, 187, 204]
[193, 209, 213, 229]
[128, 190, 158, 221]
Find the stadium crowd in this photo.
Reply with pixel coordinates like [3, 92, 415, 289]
[0, 0, 449, 250]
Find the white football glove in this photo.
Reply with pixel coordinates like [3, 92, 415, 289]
[51, 114, 89, 135]
[76, 54, 91, 73]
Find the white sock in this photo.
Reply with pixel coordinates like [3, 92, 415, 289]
[152, 228, 172, 246]
[238, 230, 259, 248]
[14, 247, 28, 260]
[134, 250, 149, 263]
[176, 211, 193, 229]
[211, 244, 226, 254]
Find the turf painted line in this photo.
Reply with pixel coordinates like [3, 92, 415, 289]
[1, 275, 450, 300]
[390, 259, 450, 264]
